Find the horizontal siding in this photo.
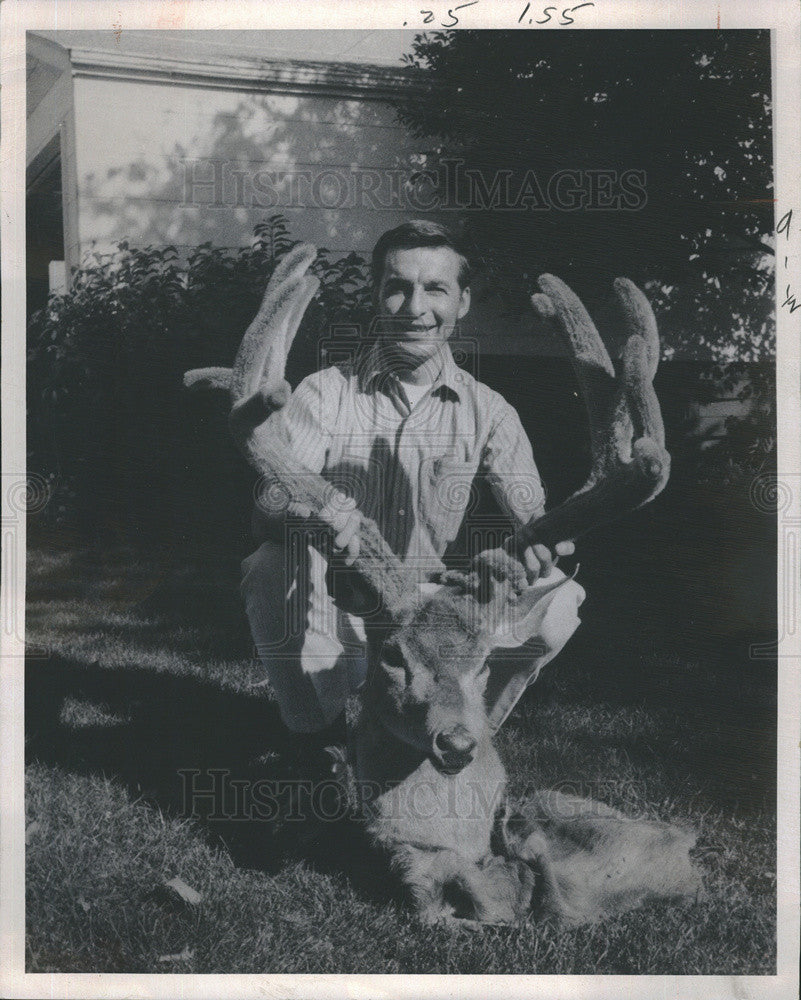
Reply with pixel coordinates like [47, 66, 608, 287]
[75, 201, 451, 260]
[70, 72, 453, 290]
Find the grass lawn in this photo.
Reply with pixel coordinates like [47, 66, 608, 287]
[24, 539, 777, 974]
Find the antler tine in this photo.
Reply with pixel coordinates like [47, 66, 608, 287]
[230, 243, 319, 403]
[613, 277, 659, 379]
[614, 278, 664, 447]
[183, 366, 233, 392]
[536, 274, 615, 379]
[227, 275, 319, 437]
[181, 244, 319, 399]
[229, 271, 320, 450]
[509, 275, 670, 553]
[623, 335, 665, 447]
[536, 275, 626, 487]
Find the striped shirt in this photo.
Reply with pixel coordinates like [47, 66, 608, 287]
[260, 341, 546, 570]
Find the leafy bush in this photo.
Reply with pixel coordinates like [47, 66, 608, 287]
[27, 216, 371, 542]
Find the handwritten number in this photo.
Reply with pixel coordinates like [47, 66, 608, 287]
[413, 2, 594, 29]
[782, 285, 800, 313]
[413, 2, 595, 29]
[777, 211, 796, 310]
[440, 1, 479, 27]
[522, 1, 595, 25]
[562, 1, 595, 20]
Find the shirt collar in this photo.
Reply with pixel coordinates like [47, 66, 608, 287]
[357, 340, 463, 402]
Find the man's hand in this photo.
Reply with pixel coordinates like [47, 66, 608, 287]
[319, 491, 362, 566]
[521, 540, 575, 583]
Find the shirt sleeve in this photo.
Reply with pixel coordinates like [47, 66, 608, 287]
[268, 369, 335, 475]
[250, 371, 336, 542]
[481, 399, 547, 527]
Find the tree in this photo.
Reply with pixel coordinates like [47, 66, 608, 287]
[394, 29, 774, 364]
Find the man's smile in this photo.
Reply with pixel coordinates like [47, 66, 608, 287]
[399, 326, 437, 338]
[383, 320, 437, 334]
[381, 323, 440, 344]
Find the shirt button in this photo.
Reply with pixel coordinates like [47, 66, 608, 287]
[398, 509, 405, 516]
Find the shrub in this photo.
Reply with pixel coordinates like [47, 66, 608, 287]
[27, 216, 372, 543]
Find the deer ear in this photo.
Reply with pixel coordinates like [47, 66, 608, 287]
[484, 570, 585, 734]
[490, 566, 584, 651]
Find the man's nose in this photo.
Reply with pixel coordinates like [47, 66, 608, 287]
[405, 285, 427, 317]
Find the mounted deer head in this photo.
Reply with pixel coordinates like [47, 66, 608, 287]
[184, 243, 669, 774]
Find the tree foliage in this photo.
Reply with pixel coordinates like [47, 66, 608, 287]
[395, 29, 774, 364]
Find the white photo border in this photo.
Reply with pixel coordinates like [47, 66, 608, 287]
[2, 2, 798, 997]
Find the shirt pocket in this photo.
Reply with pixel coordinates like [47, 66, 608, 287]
[419, 455, 477, 552]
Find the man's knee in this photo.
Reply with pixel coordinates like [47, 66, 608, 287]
[241, 539, 286, 600]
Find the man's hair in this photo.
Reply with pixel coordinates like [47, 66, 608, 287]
[371, 220, 471, 289]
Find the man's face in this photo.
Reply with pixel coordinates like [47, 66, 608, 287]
[375, 246, 471, 363]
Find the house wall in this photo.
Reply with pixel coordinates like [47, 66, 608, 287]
[70, 74, 438, 260]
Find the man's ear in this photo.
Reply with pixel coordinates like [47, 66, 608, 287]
[457, 285, 471, 320]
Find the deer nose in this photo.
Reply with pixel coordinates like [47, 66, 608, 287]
[434, 728, 477, 769]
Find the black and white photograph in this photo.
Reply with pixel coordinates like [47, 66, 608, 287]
[2, 0, 800, 993]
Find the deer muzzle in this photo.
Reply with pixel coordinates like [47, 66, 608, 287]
[433, 727, 478, 774]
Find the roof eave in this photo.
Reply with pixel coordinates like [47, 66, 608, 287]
[66, 46, 437, 102]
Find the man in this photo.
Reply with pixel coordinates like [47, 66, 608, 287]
[240, 220, 578, 771]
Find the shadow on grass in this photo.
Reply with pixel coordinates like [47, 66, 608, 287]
[25, 651, 399, 909]
[518, 621, 777, 813]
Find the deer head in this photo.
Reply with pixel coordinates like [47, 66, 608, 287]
[184, 244, 669, 775]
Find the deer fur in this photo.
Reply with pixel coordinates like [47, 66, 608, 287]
[184, 243, 702, 926]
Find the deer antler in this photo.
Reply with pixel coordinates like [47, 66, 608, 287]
[183, 244, 418, 623]
[509, 275, 669, 553]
